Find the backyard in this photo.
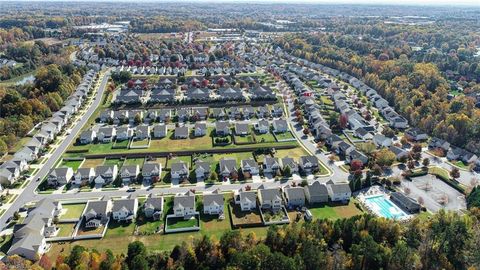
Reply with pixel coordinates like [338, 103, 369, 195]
[59, 159, 84, 171]
[165, 216, 199, 230]
[229, 202, 263, 228]
[60, 203, 86, 220]
[308, 200, 363, 220]
[274, 131, 295, 141]
[56, 223, 76, 237]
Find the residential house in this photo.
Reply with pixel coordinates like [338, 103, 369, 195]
[153, 124, 168, 138]
[405, 128, 428, 141]
[47, 167, 73, 186]
[255, 120, 270, 134]
[299, 156, 319, 174]
[94, 165, 118, 185]
[304, 181, 329, 204]
[144, 195, 164, 220]
[345, 149, 369, 165]
[354, 127, 373, 140]
[84, 199, 111, 228]
[116, 126, 133, 141]
[257, 185, 283, 210]
[263, 157, 281, 174]
[390, 192, 420, 214]
[120, 165, 139, 185]
[215, 121, 231, 136]
[203, 189, 224, 215]
[281, 157, 299, 174]
[283, 185, 306, 207]
[235, 122, 250, 136]
[234, 187, 257, 211]
[170, 161, 189, 181]
[173, 191, 196, 218]
[389, 146, 409, 160]
[142, 162, 161, 182]
[272, 119, 288, 133]
[194, 122, 207, 137]
[79, 130, 96, 144]
[211, 108, 227, 119]
[373, 134, 392, 148]
[241, 159, 260, 176]
[174, 126, 189, 139]
[112, 197, 138, 222]
[326, 180, 352, 202]
[219, 158, 238, 179]
[97, 127, 116, 143]
[135, 125, 150, 140]
[74, 168, 95, 185]
[195, 161, 211, 181]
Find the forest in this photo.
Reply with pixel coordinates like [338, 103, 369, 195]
[2, 209, 479, 270]
[274, 19, 480, 155]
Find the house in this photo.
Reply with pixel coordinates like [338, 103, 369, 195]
[203, 189, 224, 215]
[177, 108, 190, 122]
[235, 122, 250, 136]
[0, 168, 17, 187]
[116, 126, 133, 141]
[120, 165, 139, 185]
[142, 162, 161, 182]
[195, 160, 211, 181]
[94, 165, 118, 185]
[79, 130, 96, 144]
[74, 168, 95, 185]
[194, 122, 207, 137]
[112, 197, 138, 222]
[447, 147, 464, 161]
[174, 126, 189, 139]
[373, 134, 392, 148]
[263, 157, 281, 174]
[191, 107, 209, 121]
[144, 195, 164, 220]
[84, 199, 111, 228]
[345, 149, 369, 165]
[283, 185, 306, 207]
[97, 127, 116, 143]
[47, 167, 73, 186]
[389, 146, 409, 160]
[255, 119, 270, 134]
[250, 86, 276, 100]
[326, 180, 351, 202]
[257, 185, 283, 210]
[211, 108, 227, 119]
[354, 127, 373, 140]
[135, 125, 150, 140]
[304, 181, 329, 204]
[153, 124, 168, 138]
[170, 161, 189, 181]
[272, 119, 288, 133]
[256, 106, 270, 119]
[235, 187, 257, 211]
[173, 191, 196, 218]
[219, 158, 238, 178]
[405, 128, 428, 141]
[241, 159, 260, 176]
[326, 134, 343, 148]
[271, 104, 284, 117]
[158, 109, 172, 122]
[299, 156, 319, 174]
[112, 110, 129, 125]
[281, 157, 299, 174]
[215, 121, 231, 136]
[428, 137, 451, 151]
[390, 192, 420, 214]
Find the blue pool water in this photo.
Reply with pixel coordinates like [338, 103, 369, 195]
[364, 195, 408, 219]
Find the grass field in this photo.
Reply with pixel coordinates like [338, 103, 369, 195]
[166, 156, 191, 168]
[130, 138, 150, 147]
[274, 131, 295, 141]
[103, 159, 124, 169]
[61, 204, 86, 219]
[166, 216, 198, 230]
[453, 160, 470, 170]
[113, 140, 129, 149]
[81, 158, 105, 168]
[105, 221, 136, 237]
[309, 200, 362, 220]
[254, 132, 276, 143]
[428, 166, 450, 180]
[124, 158, 145, 167]
[234, 135, 255, 144]
[56, 223, 76, 237]
[60, 160, 84, 171]
[275, 147, 310, 160]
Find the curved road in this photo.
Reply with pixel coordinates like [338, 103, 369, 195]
[0, 72, 110, 230]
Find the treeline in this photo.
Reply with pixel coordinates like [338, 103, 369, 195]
[275, 27, 480, 155]
[0, 63, 85, 154]
[3, 210, 480, 270]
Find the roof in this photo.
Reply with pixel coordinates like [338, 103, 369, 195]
[284, 186, 305, 200]
[195, 161, 211, 173]
[85, 200, 109, 217]
[142, 162, 160, 174]
[391, 192, 420, 210]
[49, 167, 72, 178]
[174, 191, 195, 209]
[329, 183, 351, 194]
[259, 187, 282, 202]
[300, 156, 319, 166]
[219, 158, 237, 174]
[175, 126, 189, 137]
[144, 195, 163, 211]
[171, 161, 188, 173]
[203, 189, 224, 207]
[305, 181, 329, 196]
[112, 198, 137, 212]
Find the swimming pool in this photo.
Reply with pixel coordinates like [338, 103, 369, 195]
[364, 195, 408, 219]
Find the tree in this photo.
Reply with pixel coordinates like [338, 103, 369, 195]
[412, 143, 422, 153]
[374, 149, 396, 167]
[407, 160, 416, 170]
[450, 168, 460, 179]
[350, 159, 364, 172]
[0, 138, 7, 156]
[210, 171, 218, 181]
[130, 255, 149, 270]
[339, 114, 348, 129]
[38, 255, 53, 270]
[422, 158, 430, 167]
[127, 241, 147, 268]
[283, 166, 292, 177]
[303, 128, 310, 135]
[134, 113, 142, 125]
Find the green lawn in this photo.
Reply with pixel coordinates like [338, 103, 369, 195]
[274, 131, 295, 141]
[234, 135, 255, 144]
[124, 158, 145, 167]
[211, 152, 254, 166]
[113, 140, 130, 149]
[61, 204, 86, 219]
[130, 138, 150, 147]
[103, 159, 124, 169]
[56, 223, 76, 237]
[454, 160, 470, 169]
[167, 156, 191, 168]
[428, 166, 450, 180]
[275, 147, 310, 160]
[254, 132, 276, 143]
[105, 221, 136, 237]
[166, 216, 199, 229]
[137, 219, 163, 234]
[309, 200, 363, 220]
[60, 160, 83, 171]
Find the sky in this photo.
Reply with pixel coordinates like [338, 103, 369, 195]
[1, 0, 479, 6]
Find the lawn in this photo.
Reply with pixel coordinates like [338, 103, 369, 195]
[166, 156, 191, 168]
[130, 138, 150, 148]
[254, 132, 276, 143]
[234, 135, 256, 144]
[56, 223, 76, 237]
[103, 159, 124, 169]
[229, 202, 263, 228]
[453, 160, 470, 170]
[137, 219, 163, 234]
[60, 203, 86, 219]
[150, 130, 213, 151]
[212, 152, 254, 166]
[166, 216, 199, 230]
[309, 200, 363, 220]
[81, 158, 105, 168]
[274, 147, 310, 160]
[105, 221, 136, 237]
[428, 166, 450, 180]
[274, 131, 295, 141]
[60, 159, 84, 171]
[124, 158, 145, 167]
[113, 140, 130, 149]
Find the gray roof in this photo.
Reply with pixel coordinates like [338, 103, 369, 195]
[112, 198, 137, 212]
[264, 157, 280, 167]
[171, 161, 188, 173]
[95, 165, 117, 175]
[235, 122, 249, 134]
[175, 126, 189, 137]
[203, 189, 224, 207]
[259, 187, 282, 202]
[219, 158, 237, 174]
[284, 186, 306, 200]
[241, 158, 259, 170]
[85, 200, 109, 218]
[142, 162, 160, 175]
[329, 183, 351, 194]
[174, 191, 195, 209]
[300, 156, 319, 167]
[195, 161, 211, 173]
[239, 190, 257, 204]
[50, 167, 71, 178]
[144, 195, 163, 211]
[305, 181, 328, 196]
